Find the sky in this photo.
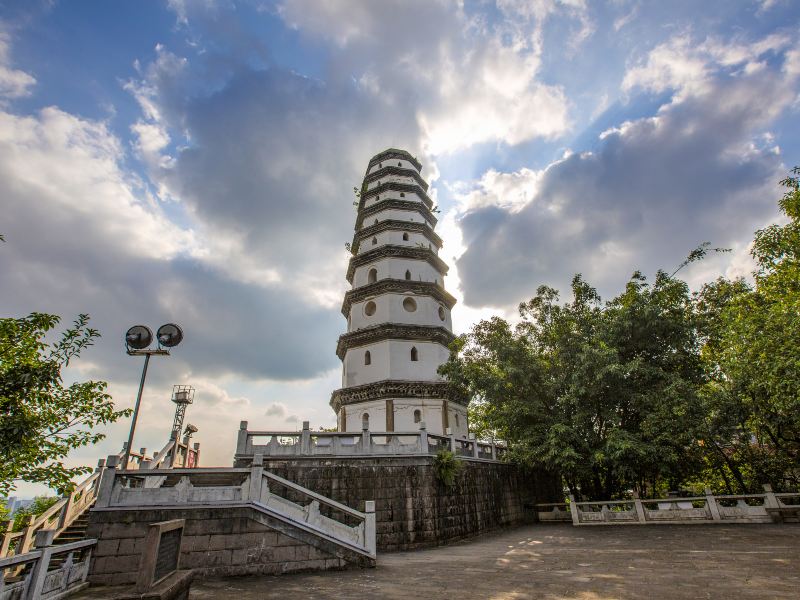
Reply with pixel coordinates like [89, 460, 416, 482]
[2, 0, 799, 497]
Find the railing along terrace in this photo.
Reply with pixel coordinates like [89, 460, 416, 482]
[93, 454, 376, 559]
[532, 486, 800, 526]
[1, 441, 201, 561]
[236, 421, 507, 462]
[0, 530, 95, 600]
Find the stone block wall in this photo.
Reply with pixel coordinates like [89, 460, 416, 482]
[86, 507, 350, 586]
[259, 457, 561, 551]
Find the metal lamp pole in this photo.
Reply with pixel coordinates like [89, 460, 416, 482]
[122, 324, 183, 470]
[122, 348, 169, 470]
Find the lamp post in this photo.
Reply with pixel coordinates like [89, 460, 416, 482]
[122, 324, 184, 470]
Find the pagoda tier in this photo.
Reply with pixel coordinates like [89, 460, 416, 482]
[330, 149, 468, 436]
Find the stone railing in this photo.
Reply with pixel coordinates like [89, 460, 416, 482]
[533, 486, 800, 526]
[94, 454, 376, 559]
[0, 461, 107, 561]
[1, 441, 200, 561]
[0, 530, 95, 600]
[235, 421, 507, 463]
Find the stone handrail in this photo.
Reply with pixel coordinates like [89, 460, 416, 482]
[533, 486, 800, 526]
[94, 454, 377, 559]
[235, 421, 507, 463]
[1, 460, 107, 560]
[0, 530, 95, 600]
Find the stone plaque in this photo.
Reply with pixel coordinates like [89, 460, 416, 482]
[154, 527, 181, 582]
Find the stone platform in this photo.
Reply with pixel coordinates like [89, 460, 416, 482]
[257, 456, 560, 551]
[187, 522, 800, 599]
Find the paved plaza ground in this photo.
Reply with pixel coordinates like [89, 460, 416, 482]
[189, 523, 799, 600]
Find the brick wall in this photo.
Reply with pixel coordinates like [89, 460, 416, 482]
[259, 457, 561, 551]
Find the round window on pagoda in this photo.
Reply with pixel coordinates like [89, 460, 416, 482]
[438, 306, 446, 321]
[364, 301, 377, 316]
[403, 297, 417, 312]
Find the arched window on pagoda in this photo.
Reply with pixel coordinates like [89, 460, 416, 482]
[364, 351, 371, 365]
[405, 270, 411, 280]
[410, 346, 418, 361]
[368, 268, 378, 284]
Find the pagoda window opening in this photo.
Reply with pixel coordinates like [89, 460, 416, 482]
[414, 409, 421, 423]
[376, 195, 380, 200]
[372, 237, 378, 245]
[368, 268, 378, 284]
[400, 192, 405, 197]
[364, 301, 377, 316]
[364, 351, 371, 365]
[438, 306, 446, 321]
[405, 270, 411, 280]
[410, 346, 418, 361]
[398, 162, 402, 166]
[402, 232, 409, 241]
[374, 219, 378, 224]
[362, 413, 369, 430]
[403, 297, 417, 312]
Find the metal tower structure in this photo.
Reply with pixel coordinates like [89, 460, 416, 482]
[170, 385, 195, 441]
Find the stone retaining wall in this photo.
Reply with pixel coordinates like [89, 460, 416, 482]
[86, 507, 352, 586]
[258, 457, 560, 551]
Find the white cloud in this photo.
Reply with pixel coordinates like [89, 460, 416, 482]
[623, 32, 793, 99]
[454, 30, 799, 307]
[0, 29, 35, 99]
[278, 0, 574, 155]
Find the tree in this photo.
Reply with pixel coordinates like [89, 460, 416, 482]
[0, 313, 130, 496]
[696, 168, 800, 491]
[441, 270, 705, 500]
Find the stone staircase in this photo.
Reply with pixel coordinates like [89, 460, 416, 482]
[54, 506, 93, 546]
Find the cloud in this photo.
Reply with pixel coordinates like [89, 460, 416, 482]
[0, 105, 341, 383]
[0, 28, 35, 100]
[278, 0, 576, 154]
[454, 32, 798, 307]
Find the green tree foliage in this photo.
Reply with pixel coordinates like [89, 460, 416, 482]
[697, 168, 800, 492]
[441, 272, 705, 500]
[442, 168, 800, 498]
[0, 313, 130, 496]
[10, 496, 58, 531]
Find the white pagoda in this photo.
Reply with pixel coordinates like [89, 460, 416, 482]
[330, 149, 468, 436]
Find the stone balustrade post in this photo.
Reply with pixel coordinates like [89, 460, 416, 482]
[762, 484, 780, 521]
[632, 491, 646, 524]
[446, 427, 456, 453]
[567, 494, 580, 525]
[469, 433, 479, 458]
[94, 454, 120, 509]
[361, 424, 370, 453]
[704, 488, 722, 521]
[0, 519, 14, 558]
[301, 421, 311, 455]
[418, 421, 428, 453]
[18, 515, 37, 555]
[57, 489, 76, 530]
[193, 442, 201, 467]
[27, 529, 57, 600]
[364, 500, 376, 556]
[237, 420, 249, 455]
[248, 453, 265, 503]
